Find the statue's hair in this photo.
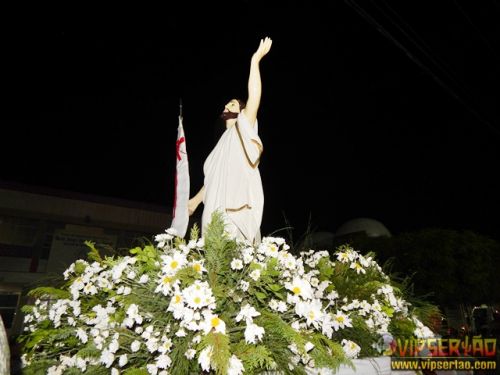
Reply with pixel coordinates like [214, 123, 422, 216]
[236, 99, 246, 111]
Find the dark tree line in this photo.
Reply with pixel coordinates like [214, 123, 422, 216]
[333, 228, 500, 308]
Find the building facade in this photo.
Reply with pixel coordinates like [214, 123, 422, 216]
[0, 181, 172, 339]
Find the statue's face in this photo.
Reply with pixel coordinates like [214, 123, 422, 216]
[220, 99, 240, 121]
[224, 99, 240, 114]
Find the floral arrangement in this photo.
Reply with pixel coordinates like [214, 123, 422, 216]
[19, 213, 436, 374]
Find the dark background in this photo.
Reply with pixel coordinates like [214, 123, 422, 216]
[2, 2, 500, 241]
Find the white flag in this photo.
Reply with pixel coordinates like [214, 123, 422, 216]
[171, 115, 190, 238]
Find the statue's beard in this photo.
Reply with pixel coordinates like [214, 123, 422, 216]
[220, 110, 239, 121]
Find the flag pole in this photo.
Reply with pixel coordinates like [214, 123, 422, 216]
[179, 98, 183, 119]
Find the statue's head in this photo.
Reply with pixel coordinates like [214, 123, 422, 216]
[220, 98, 246, 121]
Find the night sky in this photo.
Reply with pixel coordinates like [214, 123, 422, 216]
[2, 2, 500, 241]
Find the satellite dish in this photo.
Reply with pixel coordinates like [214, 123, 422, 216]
[335, 218, 391, 238]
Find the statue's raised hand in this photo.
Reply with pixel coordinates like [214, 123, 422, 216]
[252, 37, 272, 63]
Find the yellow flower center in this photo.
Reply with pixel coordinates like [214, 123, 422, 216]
[292, 286, 301, 295]
[170, 261, 179, 269]
[211, 317, 220, 328]
[194, 296, 201, 305]
[162, 276, 172, 284]
[174, 295, 182, 304]
[193, 263, 201, 273]
[336, 315, 345, 323]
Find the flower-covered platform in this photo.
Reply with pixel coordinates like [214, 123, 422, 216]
[19, 213, 433, 374]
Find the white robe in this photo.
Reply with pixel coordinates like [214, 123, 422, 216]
[202, 112, 264, 243]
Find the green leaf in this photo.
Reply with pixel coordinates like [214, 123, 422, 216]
[382, 305, 395, 317]
[268, 284, 282, 292]
[74, 260, 87, 274]
[255, 291, 267, 301]
[318, 257, 334, 278]
[129, 246, 141, 254]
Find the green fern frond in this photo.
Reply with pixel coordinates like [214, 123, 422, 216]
[85, 240, 102, 262]
[190, 223, 200, 241]
[76, 343, 101, 359]
[256, 311, 310, 374]
[19, 359, 55, 375]
[22, 328, 59, 350]
[123, 369, 150, 375]
[21, 305, 35, 314]
[410, 300, 442, 327]
[47, 327, 76, 344]
[199, 332, 231, 375]
[62, 367, 85, 375]
[203, 211, 237, 297]
[310, 332, 350, 370]
[27, 286, 70, 299]
[232, 342, 277, 372]
[388, 316, 417, 339]
[258, 311, 307, 348]
[83, 365, 111, 374]
[169, 335, 193, 375]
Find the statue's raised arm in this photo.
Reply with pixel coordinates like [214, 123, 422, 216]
[243, 37, 272, 127]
